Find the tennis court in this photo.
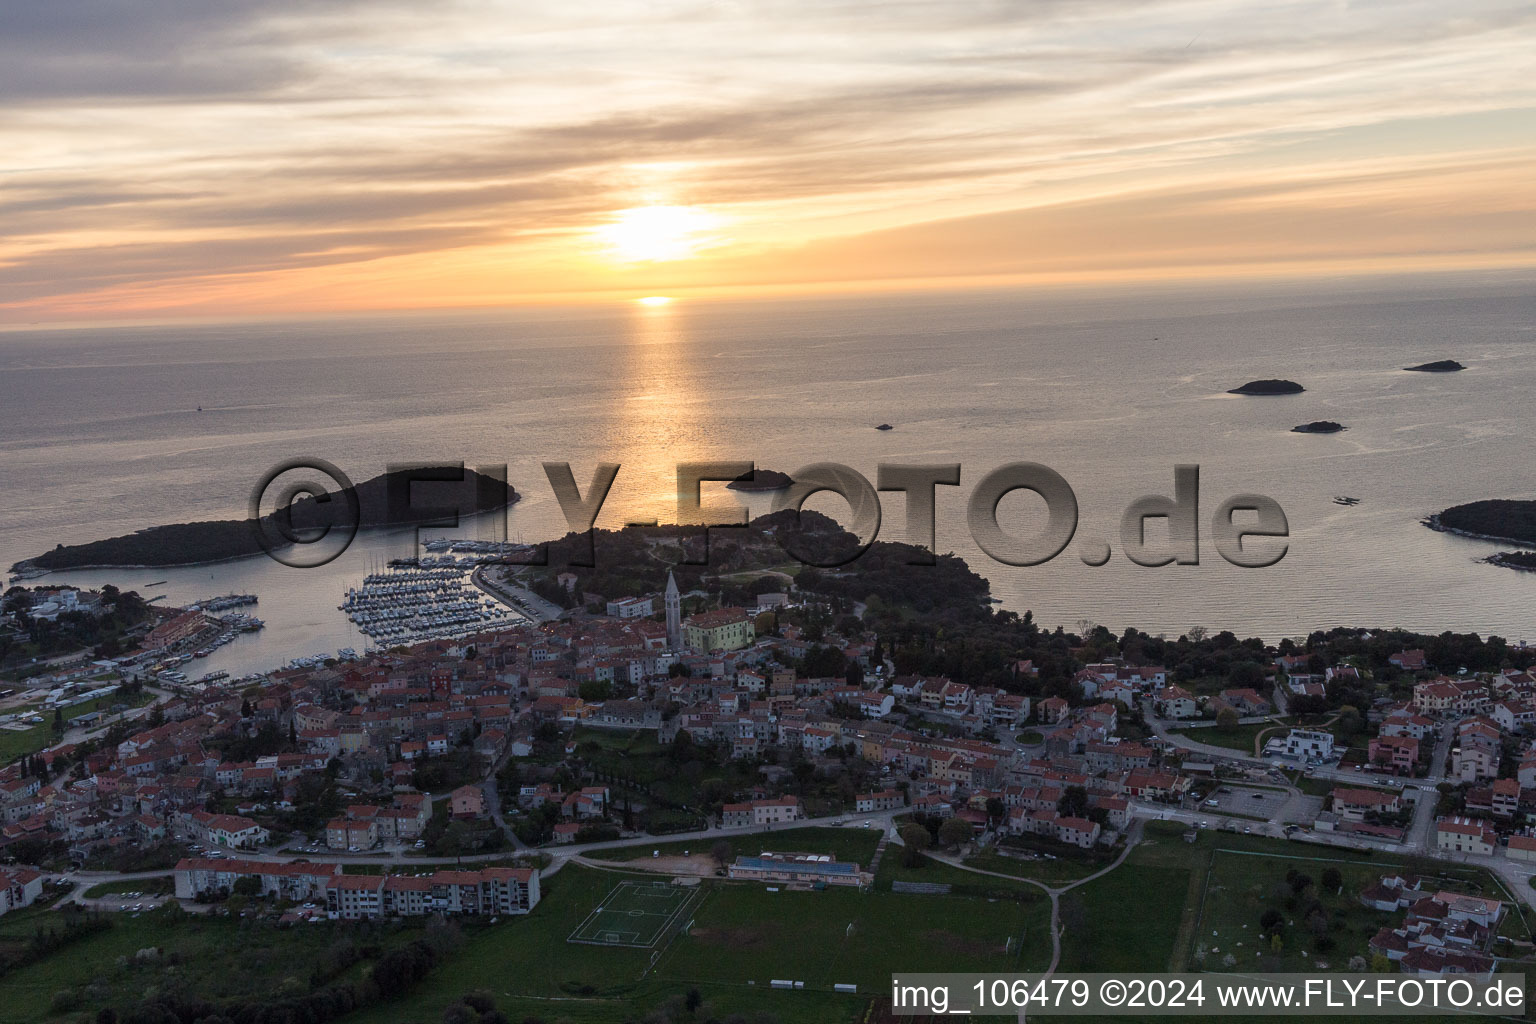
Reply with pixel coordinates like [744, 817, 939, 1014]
[567, 879, 696, 948]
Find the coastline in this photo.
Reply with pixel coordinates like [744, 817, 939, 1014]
[9, 494, 521, 577]
[9, 550, 282, 579]
[1421, 512, 1536, 548]
[1484, 553, 1536, 574]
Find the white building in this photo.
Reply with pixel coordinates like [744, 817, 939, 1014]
[605, 596, 655, 619]
[1278, 728, 1335, 761]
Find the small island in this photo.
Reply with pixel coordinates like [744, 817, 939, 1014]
[1228, 379, 1305, 395]
[12, 466, 519, 572]
[727, 468, 793, 492]
[1425, 499, 1536, 546]
[876, 423, 894, 431]
[1292, 420, 1345, 434]
[1404, 359, 1465, 372]
[1487, 551, 1536, 573]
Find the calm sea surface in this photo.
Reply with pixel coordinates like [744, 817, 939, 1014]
[2, 274, 1534, 675]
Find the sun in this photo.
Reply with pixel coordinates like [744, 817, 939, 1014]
[597, 205, 717, 263]
[636, 295, 673, 306]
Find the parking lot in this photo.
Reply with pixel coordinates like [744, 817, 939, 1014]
[85, 890, 171, 913]
[1197, 783, 1287, 819]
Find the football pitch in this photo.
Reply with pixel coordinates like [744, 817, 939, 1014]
[567, 880, 698, 948]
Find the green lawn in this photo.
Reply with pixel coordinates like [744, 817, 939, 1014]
[874, 851, 1046, 896]
[1169, 717, 1291, 755]
[589, 825, 883, 866]
[963, 849, 1102, 885]
[1058, 862, 1191, 971]
[1050, 822, 1404, 975]
[659, 881, 1051, 990]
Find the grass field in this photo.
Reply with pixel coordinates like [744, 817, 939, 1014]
[339, 860, 1054, 1024]
[568, 879, 697, 947]
[1055, 822, 1398, 973]
[963, 849, 1101, 885]
[1168, 717, 1291, 754]
[656, 881, 1052, 990]
[1193, 848, 1405, 970]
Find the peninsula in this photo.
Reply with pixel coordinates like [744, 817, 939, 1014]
[1425, 499, 1536, 547]
[1486, 551, 1536, 573]
[1404, 360, 1466, 372]
[11, 467, 518, 573]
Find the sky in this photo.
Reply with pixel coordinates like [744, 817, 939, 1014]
[1, 0, 1534, 321]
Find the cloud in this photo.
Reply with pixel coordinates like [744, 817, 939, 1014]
[0, 1, 314, 101]
[1, 0, 1534, 317]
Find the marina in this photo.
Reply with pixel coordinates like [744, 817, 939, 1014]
[340, 564, 523, 647]
[188, 593, 258, 612]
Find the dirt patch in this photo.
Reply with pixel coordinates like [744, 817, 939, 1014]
[600, 854, 718, 876]
[921, 929, 1000, 956]
[689, 925, 769, 949]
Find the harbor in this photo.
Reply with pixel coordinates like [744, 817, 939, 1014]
[340, 565, 523, 647]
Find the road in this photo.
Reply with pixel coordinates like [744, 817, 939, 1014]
[471, 566, 564, 622]
[70, 805, 913, 885]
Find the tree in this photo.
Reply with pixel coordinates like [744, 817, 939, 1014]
[710, 840, 732, 869]
[1057, 786, 1089, 819]
[1215, 707, 1240, 730]
[1320, 867, 1343, 892]
[1259, 908, 1283, 933]
[685, 988, 703, 1014]
[937, 816, 973, 849]
[899, 823, 931, 867]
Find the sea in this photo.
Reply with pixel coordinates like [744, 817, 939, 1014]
[2, 272, 1534, 678]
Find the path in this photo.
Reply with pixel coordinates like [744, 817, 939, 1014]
[913, 820, 1147, 977]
